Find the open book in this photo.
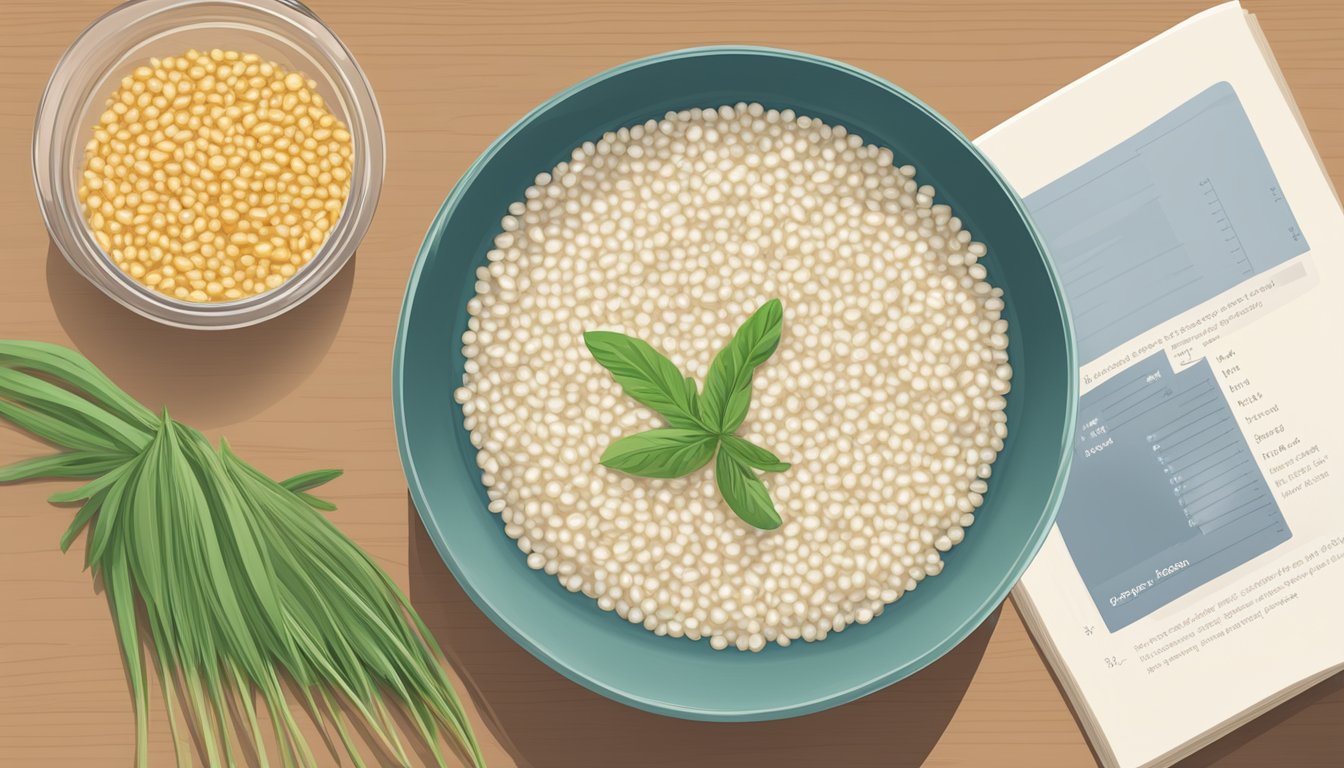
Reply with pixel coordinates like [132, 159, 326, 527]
[975, 3, 1343, 767]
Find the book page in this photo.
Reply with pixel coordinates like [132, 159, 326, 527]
[976, 3, 1344, 767]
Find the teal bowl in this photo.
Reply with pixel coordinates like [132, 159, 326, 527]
[395, 46, 1076, 720]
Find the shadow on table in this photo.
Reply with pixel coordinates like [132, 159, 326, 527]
[408, 500, 995, 768]
[45, 241, 353, 428]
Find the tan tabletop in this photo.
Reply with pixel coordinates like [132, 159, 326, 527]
[1, 1, 1340, 766]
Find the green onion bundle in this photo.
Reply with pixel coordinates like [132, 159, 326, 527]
[0, 341, 483, 768]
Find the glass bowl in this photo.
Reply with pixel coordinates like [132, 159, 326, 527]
[33, 0, 384, 329]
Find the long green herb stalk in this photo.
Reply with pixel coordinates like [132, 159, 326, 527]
[0, 341, 483, 768]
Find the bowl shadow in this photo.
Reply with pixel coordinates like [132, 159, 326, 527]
[45, 242, 353, 428]
[408, 499, 994, 768]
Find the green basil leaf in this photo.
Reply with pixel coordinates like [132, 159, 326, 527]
[721, 434, 790, 472]
[683, 377, 701, 421]
[584, 331, 703, 429]
[600, 428, 718, 479]
[714, 450, 783, 530]
[701, 298, 783, 433]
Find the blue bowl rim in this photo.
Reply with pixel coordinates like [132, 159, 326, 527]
[393, 44, 1079, 721]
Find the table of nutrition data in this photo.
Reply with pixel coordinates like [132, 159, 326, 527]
[1023, 82, 1308, 631]
[1057, 353, 1290, 631]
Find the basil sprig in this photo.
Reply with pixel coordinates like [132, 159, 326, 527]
[584, 299, 790, 530]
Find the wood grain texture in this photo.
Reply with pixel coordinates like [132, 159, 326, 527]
[1, 0, 1340, 766]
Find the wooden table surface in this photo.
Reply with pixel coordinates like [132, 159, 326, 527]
[1, 1, 1340, 766]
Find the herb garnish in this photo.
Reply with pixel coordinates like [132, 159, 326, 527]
[584, 298, 790, 530]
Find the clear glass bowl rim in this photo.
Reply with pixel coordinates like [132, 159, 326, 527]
[32, 0, 385, 329]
